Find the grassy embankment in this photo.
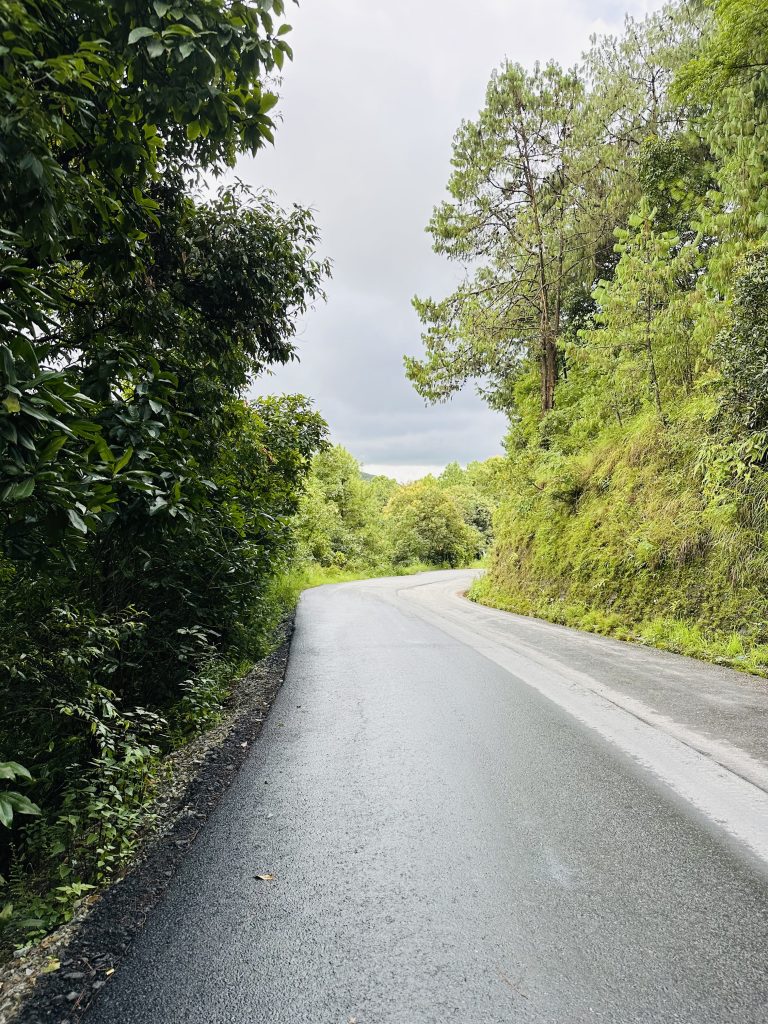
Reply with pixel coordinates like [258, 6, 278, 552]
[284, 561, 454, 592]
[470, 397, 768, 678]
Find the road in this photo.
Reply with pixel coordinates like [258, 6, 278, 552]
[86, 571, 768, 1023]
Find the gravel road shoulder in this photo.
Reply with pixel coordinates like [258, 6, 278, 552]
[0, 619, 294, 1024]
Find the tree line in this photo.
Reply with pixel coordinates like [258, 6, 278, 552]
[294, 446, 506, 576]
[409, 0, 768, 671]
[0, 0, 332, 951]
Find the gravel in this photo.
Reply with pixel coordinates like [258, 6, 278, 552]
[0, 619, 294, 1024]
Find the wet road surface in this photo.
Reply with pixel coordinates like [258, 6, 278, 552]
[86, 571, 768, 1023]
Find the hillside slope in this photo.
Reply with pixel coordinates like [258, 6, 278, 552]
[471, 396, 768, 676]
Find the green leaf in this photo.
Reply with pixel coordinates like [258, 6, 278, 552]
[1, 346, 16, 385]
[0, 762, 32, 781]
[92, 434, 115, 463]
[3, 395, 20, 413]
[37, 434, 68, 464]
[10, 336, 39, 372]
[67, 508, 88, 533]
[5, 792, 41, 816]
[7, 477, 35, 501]
[163, 24, 195, 37]
[128, 27, 155, 45]
[113, 447, 134, 474]
[0, 791, 39, 827]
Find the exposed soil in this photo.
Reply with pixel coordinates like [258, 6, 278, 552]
[0, 618, 294, 1024]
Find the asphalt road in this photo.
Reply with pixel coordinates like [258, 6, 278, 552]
[86, 571, 768, 1023]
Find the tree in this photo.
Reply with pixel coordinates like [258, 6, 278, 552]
[0, 0, 298, 550]
[407, 62, 586, 415]
[0, 0, 333, 943]
[2, 183, 330, 560]
[295, 446, 388, 568]
[407, 8, 702, 424]
[438, 462, 467, 488]
[464, 457, 510, 504]
[715, 247, 768, 432]
[586, 201, 698, 421]
[385, 482, 479, 568]
[442, 484, 494, 555]
[675, 0, 768, 99]
[437, 463, 496, 554]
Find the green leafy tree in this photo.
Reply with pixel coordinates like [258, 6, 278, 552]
[295, 446, 388, 568]
[0, 0, 297, 547]
[407, 62, 586, 415]
[443, 484, 494, 555]
[675, 0, 768, 98]
[715, 248, 768, 432]
[587, 201, 698, 420]
[464, 457, 510, 504]
[437, 463, 496, 554]
[675, 0, 768, 287]
[408, 6, 702, 425]
[385, 482, 479, 568]
[0, 0, 335, 947]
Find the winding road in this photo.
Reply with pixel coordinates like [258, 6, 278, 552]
[86, 571, 768, 1023]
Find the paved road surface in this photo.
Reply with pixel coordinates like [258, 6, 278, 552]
[86, 571, 768, 1023]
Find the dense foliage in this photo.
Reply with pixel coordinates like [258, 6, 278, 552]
[0, 0, 330, 950]
[294, 447, 502, 576]
[410, 0, 768, 672]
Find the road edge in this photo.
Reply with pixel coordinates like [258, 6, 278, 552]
[0, 618, 295, 1024]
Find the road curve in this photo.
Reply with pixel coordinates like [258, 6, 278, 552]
[86, 570, 768, 1023]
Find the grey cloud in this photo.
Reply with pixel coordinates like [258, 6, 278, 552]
[242, 0, 662, 479]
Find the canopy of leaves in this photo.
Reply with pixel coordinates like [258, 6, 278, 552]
[384, 481, 480, 569]
[407, 3, 703, 416]
[294, 448, 498, 573]
[0, 0, 332, 950]
[433, 0, 768, 691]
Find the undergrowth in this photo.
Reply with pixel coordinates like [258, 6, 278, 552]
[0, 558, 460, 959]
[0, 568, 302, 959]
[286, 560, 445, 591]
[470, 397, 768, 679]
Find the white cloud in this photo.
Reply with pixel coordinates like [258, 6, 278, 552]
[363, 464, 445, 483]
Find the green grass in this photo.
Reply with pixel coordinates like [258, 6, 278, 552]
[277, 557, 486, 607]
[470, 574, 768, 677]
[469, 399, 768, 681]
[284, 560, 444, 594]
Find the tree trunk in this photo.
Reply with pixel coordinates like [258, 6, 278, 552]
[541, 329, 557, 412]
[645, 291, 663, 416]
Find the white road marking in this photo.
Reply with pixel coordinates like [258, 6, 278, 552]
[397, 575, 768, 867]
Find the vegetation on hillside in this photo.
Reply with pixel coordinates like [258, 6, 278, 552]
[408, 0, 768, 674]
[0, 0, 329, 951]
[292, 445, 503, 579]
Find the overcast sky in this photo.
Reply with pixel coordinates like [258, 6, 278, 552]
[238, 0, 663, 480]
